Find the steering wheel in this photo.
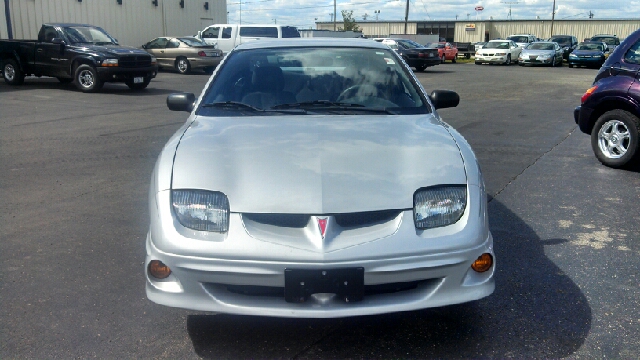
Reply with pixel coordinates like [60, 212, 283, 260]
[336, 84, 381, 103]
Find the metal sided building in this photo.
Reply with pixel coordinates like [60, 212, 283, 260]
[317, 19, 640, 43]
[0, 0, 227, 47]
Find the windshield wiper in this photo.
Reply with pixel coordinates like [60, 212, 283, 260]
[201, 101, 306, 114]
[272, 100, 397, 114]
[94, 41, 116, 45]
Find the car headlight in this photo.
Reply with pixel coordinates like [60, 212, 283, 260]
[150, 56, 157, 65]
[414, 186, 466, 229]
[496, 52, 506, 56]
[172, 190, 230, 232]
[101, 58, 119, 67]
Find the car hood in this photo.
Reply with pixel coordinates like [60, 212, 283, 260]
[572, 50, 603, 56]
[477, 48, 507, 53]
[521, 49, 554, 56]
[75, 44, 150, 57]
[171, 114, 467, 214]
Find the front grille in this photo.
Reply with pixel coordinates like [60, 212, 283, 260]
[220, 279, 435, 298]
[334, 210, 401, 228]
[242, 210, 400, 229]
[119, 55, 152, 68]
[242, 213, 309, 228]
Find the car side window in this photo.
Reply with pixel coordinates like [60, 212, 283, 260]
[202, 27, 220, 39]
[239, 27, 278, 38]
[167, 39, 180, 49]
[624, 39, 640, 65]
[222, 27, 232, 39]
[147, 38, 168, 49]
[38, 26, 59, 43]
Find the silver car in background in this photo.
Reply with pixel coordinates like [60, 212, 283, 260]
[518, 41, 564, 66]
[145, 38, 495, 318]
[141, 36, 222, 74]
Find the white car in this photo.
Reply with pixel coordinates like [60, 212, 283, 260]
[475, 40, 522, 65]
[145, 38, 495, 318]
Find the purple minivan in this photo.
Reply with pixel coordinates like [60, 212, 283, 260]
[574, 28, 640, 168]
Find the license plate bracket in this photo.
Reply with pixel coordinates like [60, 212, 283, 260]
[284, 267, 364, 303]
[133, 77, 144, 84]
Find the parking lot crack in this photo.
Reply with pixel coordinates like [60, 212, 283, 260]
[490, 125, 578, 202]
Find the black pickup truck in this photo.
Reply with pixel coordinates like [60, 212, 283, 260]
[0, 23, 158, 92]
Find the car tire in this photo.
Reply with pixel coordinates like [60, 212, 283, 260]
[504, 55, 511, 65]
[568, 63, 574, 68]
[556, 58, 562, 67]
[441, 54, 446, 64]
[74, 64, 103, 92]
[452, 57, 457, 63]
[414, 65, 426, 72]
[475, 61, 481, 65]
[176, 57, 191, 74]
[126, 77, 151, 90]
[591, 110, 640, 168]
[3, 59, 25, 85]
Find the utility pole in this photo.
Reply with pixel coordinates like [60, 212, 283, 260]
[550, 0, 556, 38]
[404, 0, 409, 34]
[333, 0, 338, 31]
[239, 0, 242, 25]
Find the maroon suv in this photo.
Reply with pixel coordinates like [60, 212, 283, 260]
[574, 28, 640, 168]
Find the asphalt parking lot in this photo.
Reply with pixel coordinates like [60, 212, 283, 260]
[1, 61, 639, 358]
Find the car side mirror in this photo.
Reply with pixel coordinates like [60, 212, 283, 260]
[429, 90, 459, 110]
[167, 93, 196, 112]
[51, 38, 65, 45]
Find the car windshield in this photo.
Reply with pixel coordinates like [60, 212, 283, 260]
[527, 43, 554, 50]
[592, 36, 618, 45]
[578, 42, 603, 51]
[63, 26, 116, 45]
[198, 46, 428, 116]
[507, 36, 529, 43]
[550, 37, 571, 45]
[178, 37, 208, 47]
[396, 40, 423, 49]
[484, 41, 509, 49]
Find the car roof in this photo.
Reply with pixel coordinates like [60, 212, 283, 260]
[45, 23, 96, 27]
[235, 38, 388, 51]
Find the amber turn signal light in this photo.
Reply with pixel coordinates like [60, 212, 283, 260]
[148, 260, 171, 279]
[471, 253, 493, 273]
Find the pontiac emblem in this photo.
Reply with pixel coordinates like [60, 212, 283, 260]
[317, 218, 328, 239]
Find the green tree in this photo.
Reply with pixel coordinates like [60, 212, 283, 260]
[339, 10, 361, 32]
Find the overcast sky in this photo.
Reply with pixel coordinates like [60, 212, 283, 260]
[225, 0, 638, 29]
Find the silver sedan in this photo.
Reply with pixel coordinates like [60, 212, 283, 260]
[145, 38, 495, 318]
[141, 36, 222, 74]
[518, 41, 564, 66]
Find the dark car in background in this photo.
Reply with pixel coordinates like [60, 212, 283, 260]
[374, 38, 440, 71]
[549, 35, 578, 60]
[574, 28, 640, 168]
[590, 34, 621, 53]
[568, 42, 609, 68]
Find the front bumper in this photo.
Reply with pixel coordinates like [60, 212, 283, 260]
[145, 188, 495, 318]
[96, 65, 158, 82]
[519, 56, 554, 65]
[475, 55, 508, 64]
[568, 57, 604, 67]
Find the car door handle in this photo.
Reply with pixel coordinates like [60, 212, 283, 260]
[37, 48, 44, 52]
[160, 50, 164, 53]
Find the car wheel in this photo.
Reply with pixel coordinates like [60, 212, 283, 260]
[475, 61, 481, 65]
[3, 59, 25, 85]
[126, 77, 151, 90]
[414, 65, 426, 72]
[504, 55, 511, 65]
[556, 57, 563, 67]
[591, 110, 640, 168]
[176, 57, 191, 74]
[568, 63, 574, 68]
[452, 56, 457, 63]
[441, 54, 446, 64]
[74, 64, 103, 92]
